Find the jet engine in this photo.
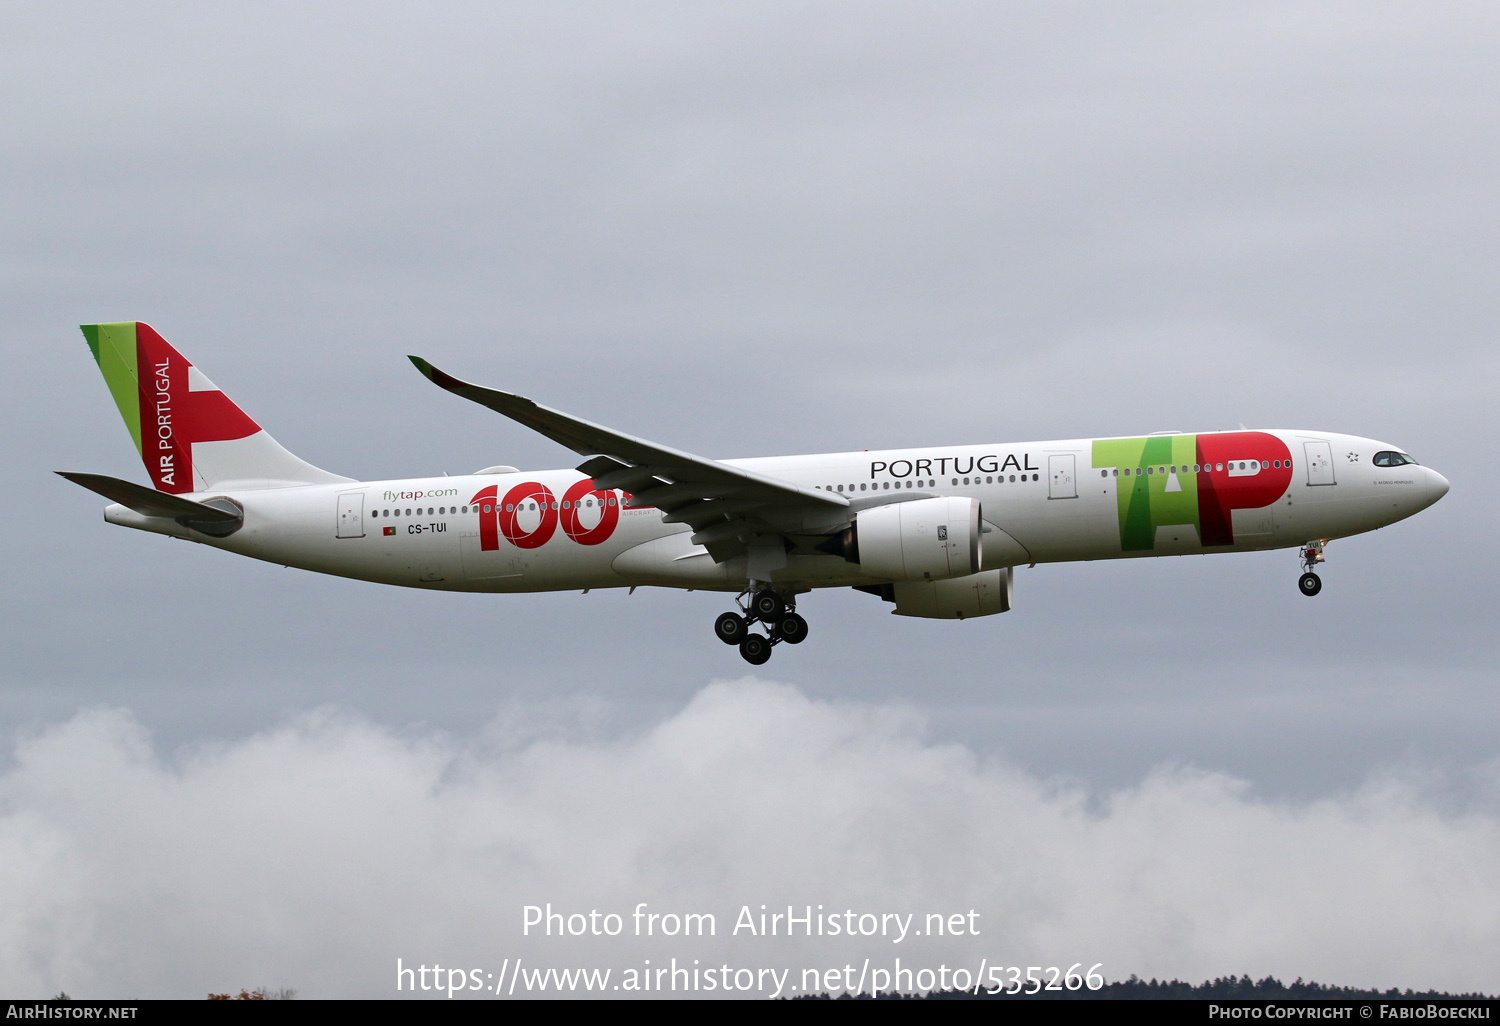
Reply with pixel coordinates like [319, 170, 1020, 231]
[893, 567, 1013, 618]
[842, 495, 981, 582]
[854, 567, 1014, 619]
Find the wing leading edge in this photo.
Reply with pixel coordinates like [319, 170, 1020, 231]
[408, 357, 849, 562]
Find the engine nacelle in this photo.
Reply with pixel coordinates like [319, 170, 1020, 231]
[847, 496, 981, 582]
[892, 567, 1013, 619]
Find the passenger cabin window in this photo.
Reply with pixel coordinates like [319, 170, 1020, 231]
[1373, 451, 1418, 467]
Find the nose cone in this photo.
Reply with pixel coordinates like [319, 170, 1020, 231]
[1425, 467, 1450, 506]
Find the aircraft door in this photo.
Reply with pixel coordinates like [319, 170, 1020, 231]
[336, 492, 365, 538]
[1304, 441, 1336, 486]
[1048, 454, 1077, 499]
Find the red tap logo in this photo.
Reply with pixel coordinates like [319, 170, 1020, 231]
[1194, 433, 1294, 547]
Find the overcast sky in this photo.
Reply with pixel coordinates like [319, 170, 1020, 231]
[2, 1, 1497, 998]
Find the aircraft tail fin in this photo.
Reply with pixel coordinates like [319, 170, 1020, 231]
[80, 322, 351, 493]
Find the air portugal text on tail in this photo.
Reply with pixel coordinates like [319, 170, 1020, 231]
[59, 323, 1450, 666]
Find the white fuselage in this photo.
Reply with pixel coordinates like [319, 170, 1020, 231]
[102, 429, 1448, 596]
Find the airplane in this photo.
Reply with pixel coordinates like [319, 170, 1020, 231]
[59, 322, 1450, 665]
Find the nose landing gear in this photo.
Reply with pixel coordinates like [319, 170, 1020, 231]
[714, 588, 808, 663]
[1298, 541, 1326, 597]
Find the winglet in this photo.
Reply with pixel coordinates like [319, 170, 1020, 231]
[408, 356, 541, 413]
[408, 355, 472, 396]
[407, 354, 439, 383]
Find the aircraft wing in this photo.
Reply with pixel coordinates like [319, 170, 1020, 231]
[409, 357, 849, 561]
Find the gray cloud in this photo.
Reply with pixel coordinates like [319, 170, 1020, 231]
[1, 681, 1497, 998]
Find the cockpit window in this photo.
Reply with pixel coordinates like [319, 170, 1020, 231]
[1373, 451, 1419, 467]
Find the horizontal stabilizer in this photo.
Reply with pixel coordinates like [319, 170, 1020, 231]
[56, 472, 242, 531]
[408, 356, 850, 563]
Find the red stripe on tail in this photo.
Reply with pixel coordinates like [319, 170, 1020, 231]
[134, 324, 259, 493]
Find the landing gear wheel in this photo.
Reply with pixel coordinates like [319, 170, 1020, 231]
[739, 634, 772, 665]
[774, 612, 808, 645]
[714, 612, 748, 645]
[751, 590, 785, 621]
[1299, 572, 1322, 597]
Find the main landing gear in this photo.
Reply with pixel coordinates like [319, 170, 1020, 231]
[1298, 540, 1326, 597]
[715, 588, 808, 664]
